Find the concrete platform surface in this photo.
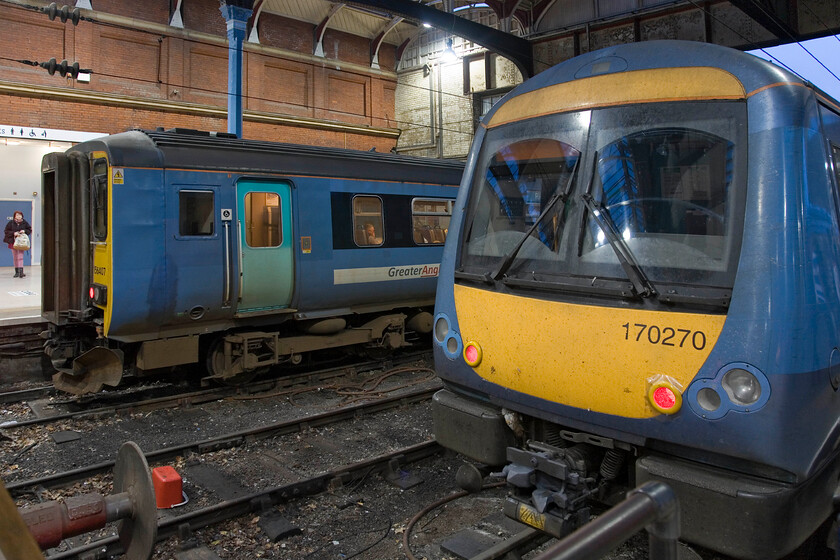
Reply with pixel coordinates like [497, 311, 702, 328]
[0, 265, 42, 324]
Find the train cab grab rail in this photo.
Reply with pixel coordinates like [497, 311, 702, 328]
[532, 481, 679, 560]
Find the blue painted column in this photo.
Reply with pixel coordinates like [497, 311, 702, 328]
[220, 3, 253, 138]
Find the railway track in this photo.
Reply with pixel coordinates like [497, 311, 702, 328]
[1, 375, 734, 560]
[1, 350, 432, 429]
[43, 441, 443, 560]
[0, 384, 53, 405]
[5, 384, 438, 495]
[5, 374, 450, 560]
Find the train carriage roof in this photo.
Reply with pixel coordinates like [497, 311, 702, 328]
[70, 129, 464, 185]
[482, 39, 836, 127]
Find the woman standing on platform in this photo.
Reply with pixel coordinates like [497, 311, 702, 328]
[4, 211, 32, 278]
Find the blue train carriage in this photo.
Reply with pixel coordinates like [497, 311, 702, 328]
[41, 128, 463, 394]
[432, 40, 840, 559]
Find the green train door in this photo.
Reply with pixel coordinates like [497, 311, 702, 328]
[235, 180, 294, 314]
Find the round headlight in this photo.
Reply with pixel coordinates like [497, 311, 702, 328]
[722, 368, 761, 405]
[696, 387, 721, 411]
[434, 316, 449, 343]
[446, 336, 459, 354]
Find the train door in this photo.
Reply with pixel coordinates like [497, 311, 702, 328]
[235, 180, 294, 313]
[0, 201, 33, 267]
[164, 183, 229, 325]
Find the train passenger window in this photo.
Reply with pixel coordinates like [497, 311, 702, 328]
[179, 191, 215, 236]
[244, 192, 281, 247]
[353, 195, 383, 247]
[91, 159, 108, 241]
[412, 198, 453, 244]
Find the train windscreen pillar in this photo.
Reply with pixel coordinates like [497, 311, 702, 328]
[219, 2, 253, 139]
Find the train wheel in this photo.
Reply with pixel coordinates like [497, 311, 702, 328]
[206, 337, 259, 385]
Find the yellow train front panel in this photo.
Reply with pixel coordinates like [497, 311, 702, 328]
[453, 284, 726, 419]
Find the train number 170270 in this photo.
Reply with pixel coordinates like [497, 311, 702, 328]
[621, 323, 706, 350]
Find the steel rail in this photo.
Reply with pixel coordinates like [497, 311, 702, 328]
[470, 528, 552, 560]
[5, 384, 438, 494]
[0, 385, 54, 405]
[43, 440, 442, 560]
[2, 350, 431, 428]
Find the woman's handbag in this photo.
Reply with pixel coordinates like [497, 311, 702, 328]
[13, 232, 30, 251]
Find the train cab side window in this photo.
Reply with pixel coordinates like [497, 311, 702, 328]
[353, 195, 384, 247]
[244, 192, 282, 248]
[91, 159, 108, 241]
[820, 104, 840, 146]
[179, 191, 215, 236]
[819, 104, 840, 224]
[412, 198, 453, 244]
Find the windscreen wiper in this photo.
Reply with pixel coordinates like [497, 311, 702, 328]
[490, 158, 580, 281]
[579, 193, 656, 298]
[454, 269, 494, 285]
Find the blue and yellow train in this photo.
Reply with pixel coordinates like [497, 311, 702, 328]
[41, 128, 462, 394]
[432, 40, 840, 558]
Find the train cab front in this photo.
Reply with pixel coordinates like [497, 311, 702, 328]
[42, 147, 124, 394]
[430, 50, 840, 559]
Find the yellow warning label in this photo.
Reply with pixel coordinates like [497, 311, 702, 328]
[112, 168, 124, 184]
[517, 504, 546, 530]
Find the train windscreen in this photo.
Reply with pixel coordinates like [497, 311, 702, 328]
[459, 101, 747, 302]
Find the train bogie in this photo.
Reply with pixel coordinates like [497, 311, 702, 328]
[432, 40, 840, 559]
[41, 129, 462, 393]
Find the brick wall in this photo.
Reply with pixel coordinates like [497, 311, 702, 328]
[0, 1, 400, 150]
[0, 93, 395, 151]
[258, 12, 313, 53]
[395, 61, 479, 159]
[183, 0, 227, 38]
[395, 68, 435, 154]
[439, 61, 472, 159]
[91, 0, 170, 25]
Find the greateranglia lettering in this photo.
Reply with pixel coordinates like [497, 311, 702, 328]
[387, 265, 439, 278]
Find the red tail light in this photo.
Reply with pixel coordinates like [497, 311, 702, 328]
[89, 284, 107, 305]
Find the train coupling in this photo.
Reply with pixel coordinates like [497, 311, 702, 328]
[494, 442, 601, 538]
[52, 346, 125, 394]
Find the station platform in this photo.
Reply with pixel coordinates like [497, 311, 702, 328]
[0, 265, 42, 325]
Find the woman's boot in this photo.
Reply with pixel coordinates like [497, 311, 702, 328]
[13, 268, 19, 277]
[19, 268, 25, 278]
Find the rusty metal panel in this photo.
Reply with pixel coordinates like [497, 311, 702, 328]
[541, 2, 595, 28]
[539, 0, 691, 32]
[136, 336, 199, 370]
[41, 151, 90, 325]
[40, 152, 68, 324]
[599, 0, 640, 16]
[70, 152, 91, 318]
